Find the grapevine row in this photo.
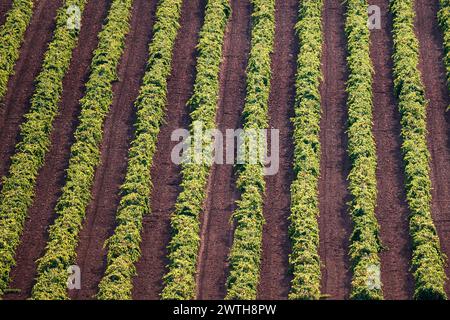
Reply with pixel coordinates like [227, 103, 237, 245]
[0, 0, 87, 297]
[161, 0, 231, 300]
[0, 0, 33, 101]
[31, 0, 133, 300]
[225, 0, 275, 300]
[287, 0, 323, 300]
[438, 0, 450, 95]
[96, 0, 184, 300]
[345, 0, 382, 300]
[390, 0, 447, 300]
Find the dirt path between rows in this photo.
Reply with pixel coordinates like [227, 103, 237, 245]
[131, 0, 205, 300]
[415, 0, 450, 297]
[195, 0, 250, 300]
[370, 0, 414, 300]
[0, 0, 61, 180]
[3, 0, 109, 300]
[0, 0, 12, 26]
[70, 0, 160, 300]
[257, 0, 297, 300]
[318, 0, 352, 300]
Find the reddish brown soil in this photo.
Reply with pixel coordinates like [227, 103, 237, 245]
[2, 0, 110, 300]
[195, 0, 250, 300]
[370, 0, 414, 300]
[0, 0, 61, 179]
[318, 0, 352, 300]
[131, 0, 205, 300]
[0, 0, 12, 26]
[70, 0, 160, 300]
[257, 0, 297, 300]
[415, 0, 450, 297]
[3, 0, 450, 301]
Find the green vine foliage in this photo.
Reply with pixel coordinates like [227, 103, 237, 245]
[0, 0, 34, 101]
[161, 0, 231, 300]
[97, 0, 184, 300]
[439, 0, 450, 99]
[0, 0, 87, 297]
[31, 0, 133, 300]
[225, 0, 275, 300]
[288, 0, 323, 300]
[345, 0, 383, 300]
[391, 0, 447, 300]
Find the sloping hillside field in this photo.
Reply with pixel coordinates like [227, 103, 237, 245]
[0, 0, 449, 300]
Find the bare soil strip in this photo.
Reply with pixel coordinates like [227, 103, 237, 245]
[0, 0, 12, 26]
[370, 0, 414, 300]
[3, 0, 110, 300]
[257, 0, 297, 300]
[195, 0, 251, 300]
[318, 0, 352, 300]
[69, 0, 160, 300]
[3, 0, 449, 301]
[131, 0, 205, 300]
[0, 0, 61, 179]
[415, 0, 450, 296]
